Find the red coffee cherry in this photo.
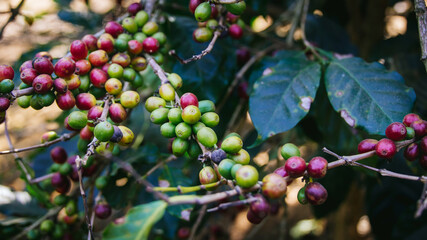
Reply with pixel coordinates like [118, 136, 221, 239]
[54, 57, 76, 78]
[70, 40, 89, 60]
[177, 227, 190, 239]
[229, 24, 243, 39]
[51, 172, 68, 188]
[53, 78, 68, 93]
[249, 194, 270, 219]
[307, 156, 328, 178]
[32, 74, 53, 93]
[56, 91, 76, 110]
[189, 0, 203, 14]
[375, 138, 397, 159]
[82, 34, 98, 51]
[142, 37, 160, 54]
[180, 93, 198, 109]
[88, 50, 109, 67]
[35, 51, 53, 62]
[403, 113, 421, 127]
[75, 59, 91, 75]
[420, 136, 427, 154]
[104, 21, 124, 38]
[109, 103, 127, 123]
[358, 139, 378, 153]
[50, 147, 68, 164]
[128, 40, 143, 55]
[90, 68, 108, 88]
[410, 120, 427, 137]
[97, 34, 115, 54]
[273, 166, 293, 185]
[76, 93, 96, 110]
[19, 60, 33, 72]
[385, 122, 407, 141]
[305, 182, 328, 205]
[246, 209, 263, 224]
[33, 57, 54, 75]
[284, 156, 306, 178]
[127, 2, 142, 15]
[20, 68, 37, 85]
[112, 53, 131, 68]
[80, 125, 93, 141]
[404, 143, 419, 161]
[0, 97, 10, 111]
[261, 173, 287, 199]
[87, 106, 103, 123]
[0, 64, 14, 81]
[55, 179, 71, 194]
[226, 12, 239, 23]
[94, 203, 112, 219]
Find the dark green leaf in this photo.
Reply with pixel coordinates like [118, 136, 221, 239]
[248, 51, 321, 143]
[325, 57, 416, 135]
[103, 200, 167, 240]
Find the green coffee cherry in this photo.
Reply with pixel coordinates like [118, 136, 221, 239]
[27, 229, 40, 240]
[168, 108, 183, 124]
[193, 27, 213, 43]
[145, 96, 166, 112]
[280, 143, 300, 159]
[172, 138, 189, 156]
[198, 100, 215, 113]
[225, 1, 246, 15]
[94, 121, 114, 142]
[199, 166, 218, 185]
[132, 73, 143, 88]
[40, 219, 54, 234]
[108, 64, 124, 79]
[218, 159, 236, 179]
[30, 94, 43, 110]
[95, 176, 108, 190]
[201, 112, 219, 127]
[79, 74, 90, 92]
[134, 32, 147, 43]
[406, 127, 415, 139]
[77, 138, 89, 153]
[159, 83, 175, 101]
[59, 163, 72, 176]
[221, 136, 243, 154]
[225, 132, 241, 139]
[175, 122, 192, 139]
[152, 32, 167, 46]
[152, 52, 164, 65]
[194, 2, 211, 22]
[192, 122, 206, 134]
[53, 194, 68, 206]
[118, 33, 133, 42]
[96, 142, 115, 154]
[142, 21, 159, 35]
[52, 224, 64, 239]
[68, 111, 88, 130]
[135, 10, 149, 27]
[123, 68, 137, 82]
[197, 127, 217, 148]
[120, 90, 140, 108]
[150, 108, 169, 124]
[114, 38, 128, 52]
[235, 165, 259, 188]
[297, 186, 308, 204]
[0, 79, 14, 93]
[167, 73, 183, 89]
[122, 17, 138, 33]
[17, 95, 31, 108]
[65, 200, 77, 216]
[231, 163, 242, 179]
[229, 149, 250, 165]
[160, 122, 176, 138]
[182, 105, 201, 124]
[206, 19, 218, 30]
[39, 92, 56, 106]
[188, 140, 202, 159]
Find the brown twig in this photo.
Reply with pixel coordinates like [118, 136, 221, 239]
[210, 0, 244, 4]
[142, 155, 177, 179]
[0, 131, 78, 155]
[207, 197, 257, 212]
[189, 204, 207, 240]
[10, 87, 34, 99]
[0, 0, 26, 40]
[30, 173, 54, 184]
[414, 0, 427, 72]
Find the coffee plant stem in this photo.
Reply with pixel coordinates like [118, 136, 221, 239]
[207, 197, 258, 212]
[0, 0, 25, 40]
[414, 0, 427, 72]
[141, 155, 177, 179]
[30, 173, 54, 184]
[10, 87, 34, 99]
[189, 204, 207, 240]
[152, 179, 226, 193]
[416, 183, 427, 217]
[0, 132, 78, 155]
[300, 0, 325, 64]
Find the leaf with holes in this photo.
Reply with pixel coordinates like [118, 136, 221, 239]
[325, 57, 415, 135]
[103, 200, 167, 240]
[249, 51, 321, 144]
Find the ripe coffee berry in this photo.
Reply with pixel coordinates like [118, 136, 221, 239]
[420, 155, 427, 170]
[80, 125, 94, 141]
[403, 113, 421, 127]
[109, 103, 127, 123]
[358, 139, 378, 153]
[249, 194, 270, 219]
[284, 156, 306, 177]
[76, 93, 96, 110]
[246, 209, 263, 224]
[95, 203, 112, 219]
[0, 64, 14, 81]
[177, 227, 190, 239]
[50, 147, 67, 164]
[229, 24, 243, 39]
[404, 143, 419, 161]
[420, 136, 427, 153]
[180, 93, 198, 109]
[211, 149, 227, 164]
[410, 120, 427, 137]
[0, 97, 10, 111]
[385, 122, 407, 141]
[75, 59, 91, 75]
[53, 78, 68, 93]
[32, 74, 53, 93]
[33, 57, 54, 74]
[56, 91, 76, 110]
[20, 68, 37, 85]
[128, 40, 143, 55]
[54, 57, 76, 78]
[305, 182, 328, 205]
[88, 50, 109, 67]
[189, 0, 203, 14]
[51, 172, 68, 188]
[142, 37, 160, 54]
[375, 138, 397, 159]
[307, 156, 328, 178]
[70, 40, 88, 60]
[105, 21, 124, 38]
[90, 68, 108, 88]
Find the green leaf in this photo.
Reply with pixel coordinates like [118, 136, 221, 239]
[248, 51, 321, 143]
[103, 200, 167, 240]
[325, 57, 416, 135]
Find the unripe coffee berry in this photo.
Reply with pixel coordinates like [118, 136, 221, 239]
[307, 156, 328, 178]
[105, 78, 123, 95]
[385, 122, 407, 141]
[150, 108, 169, 124]
[145, 96, 166, 112]
[229, 149, 250, 165]
[235, 165, 259, 188]
[175, 122, 192, 139]
[284, 156, 306, 177]
[225, 1, 246, 15]
[94, 121, 114, 142]
[218, 158, 236, 179]
[297, 186, 308, 204]
[160, 122, 176, 138]
[112, 53, 131, 68]
[196, 127, 217, 148]
[262, 173, 287, 199]
[201, 112, 220, 127]
[118, 126, 134, 146]
[88, 50, 109, 67]
[67, 111, 88, 130]
[199, 166, 218, 185]
[182, 105, 201, 124]
[281, 143, 300, 159]
[305, 182, 328, 205]
[375, 138, 397, 159]
[221, 136, 243, 154]
[120, 90, 140, 108]
[159, 83, 176, 101]
[358, 139, 378, 153]
[167, 108, 183, 124]
[193, 28, 213, 43]
[142, 21, 159, 36]
[172, 137, 189, 156]
[194, 2, 211, 22]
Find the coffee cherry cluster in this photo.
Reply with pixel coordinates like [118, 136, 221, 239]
[0, 65, 15, 122]
[272, 143, 329, 207]
[189, 0, 246, 42]
[358, 113, 427, 169]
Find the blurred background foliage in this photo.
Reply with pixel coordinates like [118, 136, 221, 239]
[1, 0, 427, 239]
